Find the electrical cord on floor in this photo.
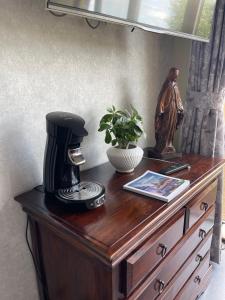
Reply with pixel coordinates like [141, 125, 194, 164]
[25, 216, 49, 298]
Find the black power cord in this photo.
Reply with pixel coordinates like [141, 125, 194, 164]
[85, 18, 101, 29]
[49, 10, 66, 17]
[25, 217, 49, 298]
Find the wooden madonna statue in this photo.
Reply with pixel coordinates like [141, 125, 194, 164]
[148, 67, 184, 159]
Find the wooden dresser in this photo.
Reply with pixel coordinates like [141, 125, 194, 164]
[15, 154, 225, 300]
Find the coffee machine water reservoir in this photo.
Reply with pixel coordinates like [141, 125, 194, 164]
[43, 112, 105, 209]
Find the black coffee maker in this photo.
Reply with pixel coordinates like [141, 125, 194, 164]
[43, 111, 105, 209]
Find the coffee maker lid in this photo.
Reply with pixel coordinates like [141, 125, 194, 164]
[46, 111, 88, 137]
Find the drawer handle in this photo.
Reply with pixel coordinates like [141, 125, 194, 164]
[194, 275, 201, 284]
[157, 244, 168, 257]
[154, 279, 165, 294]
[195, 254, 203, 263]
[199, 229, 207, 240]
[200, 202, 209, 211]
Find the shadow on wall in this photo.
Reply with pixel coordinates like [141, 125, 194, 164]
[0, 125, 40, 299]
[0, 191, 38, 300]
[119, 78, 135, 109]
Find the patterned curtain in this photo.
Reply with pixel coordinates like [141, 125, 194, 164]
[182, 0, 225, 263]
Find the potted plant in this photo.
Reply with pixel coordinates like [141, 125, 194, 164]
[98, 105, 144, 173]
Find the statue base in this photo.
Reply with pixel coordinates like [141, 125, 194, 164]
[144, 147, 182, 160]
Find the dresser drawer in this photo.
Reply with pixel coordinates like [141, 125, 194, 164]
[126, 207, 214, 300]
[185, 180, 217, 231]
[195, 264, 213, 299]
[175, 258, 212, 300]
[125, 209, 185, 295]
[157, 237, 212, 300]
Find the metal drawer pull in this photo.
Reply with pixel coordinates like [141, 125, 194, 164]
[194, 275, 201, 284]
[199, 229, 207, 240]
[195, 254, 203, 263]
[154, 279, 165, 294]
[157, 243, 168, 257]
[200, 202, 208, 211]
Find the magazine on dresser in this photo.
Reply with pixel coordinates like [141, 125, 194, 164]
[123, 170, 190, 202]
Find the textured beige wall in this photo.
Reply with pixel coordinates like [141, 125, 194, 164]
[0, 1, 190, 299]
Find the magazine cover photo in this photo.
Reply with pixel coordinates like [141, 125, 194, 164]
[128, 172, 186, 197]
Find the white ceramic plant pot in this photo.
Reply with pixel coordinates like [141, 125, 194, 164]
[107, 145, 144, 173]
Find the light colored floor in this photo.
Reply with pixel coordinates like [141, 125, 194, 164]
[201, 249, 225, 300]
[201, 227, 225, 300]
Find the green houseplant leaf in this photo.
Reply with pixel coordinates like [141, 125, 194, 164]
[98, 105, 144, 149]
[105, 130, 112, 144]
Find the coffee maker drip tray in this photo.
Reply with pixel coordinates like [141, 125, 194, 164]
[56, 182, 105, 209]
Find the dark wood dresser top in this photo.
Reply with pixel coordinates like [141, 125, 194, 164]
[15, 154, 225, 264]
